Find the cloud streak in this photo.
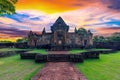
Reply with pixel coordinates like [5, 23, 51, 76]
[15, 0, 120, 13]
[0, 0, 120, 41]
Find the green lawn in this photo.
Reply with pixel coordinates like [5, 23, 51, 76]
[0, 48, 29, 52]
[76, 51, 120, 80]
[0, 54, 44, 80]
[0, 48, 47, 80]
[0, 48, 47, 56]
[27, 49, 47, 54]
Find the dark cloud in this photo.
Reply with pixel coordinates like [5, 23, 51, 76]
[0, 27, 29, 37]
[101, 0, 120, 10]
[30, 17, 42, 21]
[74, 0, 120, 11]
[108, 0, 120, 10]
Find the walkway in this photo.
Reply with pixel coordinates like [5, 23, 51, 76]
[31, 51, 87, 80]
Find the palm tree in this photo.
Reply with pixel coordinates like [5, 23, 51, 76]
[0, 0, 18, 15]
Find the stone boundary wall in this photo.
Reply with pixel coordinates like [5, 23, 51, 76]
[93, 42, 120, 50]
[0, 41, 120, 50]
[0, 51, 27, 57]
[35, 54, 84, 63]
[20, 49, 117, 63]
[0, 42, 28, 48]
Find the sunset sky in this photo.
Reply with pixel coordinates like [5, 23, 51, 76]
[0, 0, 120, 41]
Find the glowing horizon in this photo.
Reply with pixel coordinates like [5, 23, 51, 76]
[0, 0, 120, 42]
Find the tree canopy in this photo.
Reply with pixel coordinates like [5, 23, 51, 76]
[93, 32, 120, 42]
[0, 40, 12, 43]
[0, 0, 18, 15]
[77, 28, 88, 37]
[16, 38, 28, 43]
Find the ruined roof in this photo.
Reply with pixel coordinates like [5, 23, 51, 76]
[51, 17, 69, 32]
[42, 27, 46, 34]
[52, 17, 67, 27]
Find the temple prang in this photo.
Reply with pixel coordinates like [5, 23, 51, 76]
[27, 17, 93, 50]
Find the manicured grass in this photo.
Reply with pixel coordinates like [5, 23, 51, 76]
[0, 48, 29, 52]
[0, 48, 47, 80]
[76, 51, 120, 80]
[27, 49, 47, 54]
[0, 55, 44, 80]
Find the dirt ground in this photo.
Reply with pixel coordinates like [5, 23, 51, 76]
[31, 51, 87, 80]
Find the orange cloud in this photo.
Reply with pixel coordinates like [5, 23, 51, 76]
[15, 0, 99, 13]
[0, 33, 21, 42]
[95, 27, 120, 36]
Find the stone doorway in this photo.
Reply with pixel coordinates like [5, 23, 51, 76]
[55, 30, 65, 46]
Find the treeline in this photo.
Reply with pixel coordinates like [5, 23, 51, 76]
[93, 32, 120, 42]
[93, 32, 120, 50]
[0, 41, 13, 43]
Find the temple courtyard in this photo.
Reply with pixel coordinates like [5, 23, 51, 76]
[0, 48, 120, 80]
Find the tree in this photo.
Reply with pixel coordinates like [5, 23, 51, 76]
[16, 38, 28, 43]
[0, 40, 12, 43]
[93, 32, 120, 42]
[0, 0, 18, 15]
[77, 28, 87, 37]
[93, 36, 106, 42]
[110, 32, 120, 42]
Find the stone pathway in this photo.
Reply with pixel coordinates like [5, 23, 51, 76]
[31, 51, 87, 80]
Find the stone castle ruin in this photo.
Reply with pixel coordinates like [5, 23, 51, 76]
[27, 17, 93, 50]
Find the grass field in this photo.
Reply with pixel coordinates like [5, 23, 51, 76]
[0, 48, 29, 52]
[76, 51, 120, 80]
[1, 48, 120, 80]
[27, 49, 47, 54]
[0, 55, 44, 80]
[0, 48, 47, 80]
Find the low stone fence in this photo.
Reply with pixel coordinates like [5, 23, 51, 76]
[35, 54, 48, 62]
[0, 51, 16, 57]
[93, 42, 120, 50]
[20, 53, 37, 59]
[0, 42, 28, 48]
[35, 54, 84, 63]
[20, 49, 117, 63]
[20, 53, 84, 63]
[0, 50, 28, 57]
[81, 52, 99, 59]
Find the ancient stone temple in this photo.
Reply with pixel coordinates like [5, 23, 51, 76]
[27, 17, 93, 50]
